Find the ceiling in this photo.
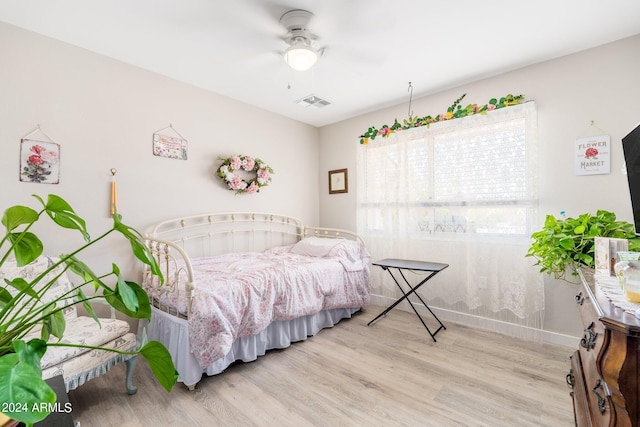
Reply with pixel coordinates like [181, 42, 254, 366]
[2, 0, 640, 127]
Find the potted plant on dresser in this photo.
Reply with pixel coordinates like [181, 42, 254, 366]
[526, 209, 640, 280]
[0, 194, 178, 426]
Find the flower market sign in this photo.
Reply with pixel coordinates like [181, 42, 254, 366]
[359, 93, 524, 145]
[575, 134, 610, 176]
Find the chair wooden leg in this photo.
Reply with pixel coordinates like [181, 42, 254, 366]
[125, 356, 138, 395]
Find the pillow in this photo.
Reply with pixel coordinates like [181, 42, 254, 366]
[326, 240, 370, 272]
[41, 256, 78, 319]
[0, 255, 77, 320]
[0, 255, 49, 283]
[291, 236, 344, 257]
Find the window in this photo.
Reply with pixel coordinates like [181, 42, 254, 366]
[358, 102, 537, 240]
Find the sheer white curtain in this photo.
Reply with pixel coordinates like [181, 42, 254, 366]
[357, 102, 543, 339]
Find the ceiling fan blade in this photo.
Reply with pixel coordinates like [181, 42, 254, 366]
[208, 50, 282, 66]
[320, 45, 384, 68]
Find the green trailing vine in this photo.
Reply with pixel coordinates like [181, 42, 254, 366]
[526, 210, 640, 281]
[359, 93, 524, 144]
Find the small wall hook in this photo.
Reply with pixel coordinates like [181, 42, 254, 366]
[407, 82, 414, 117]
[110, 168, 117, 176]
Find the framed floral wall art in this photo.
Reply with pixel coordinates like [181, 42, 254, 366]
[153, 133, 188, 160]
[19, 139, 60, 184]
[152, 124, 188, 160]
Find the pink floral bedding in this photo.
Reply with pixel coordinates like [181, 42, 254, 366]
[151, 238, 371, 368]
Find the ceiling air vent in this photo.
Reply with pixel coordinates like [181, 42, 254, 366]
[295, 94, 331, 108]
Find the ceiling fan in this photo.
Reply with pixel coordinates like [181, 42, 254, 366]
[279, 9, 324, 72]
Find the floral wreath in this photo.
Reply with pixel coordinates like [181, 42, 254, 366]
[217, 155, 273, 194]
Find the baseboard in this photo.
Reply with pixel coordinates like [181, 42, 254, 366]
[368, 294, 579, 349]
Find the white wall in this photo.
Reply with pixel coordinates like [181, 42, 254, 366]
[0, 22, 320, 281]
[319, 34, 640, 342]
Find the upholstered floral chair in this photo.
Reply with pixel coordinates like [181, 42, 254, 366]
[1, 255, 139, 394]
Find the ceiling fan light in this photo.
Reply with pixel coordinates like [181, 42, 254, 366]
[284, 45, 318, 71]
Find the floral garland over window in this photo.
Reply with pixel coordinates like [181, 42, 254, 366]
[217, 155, 273, 194]
[359, 93, 524, 144]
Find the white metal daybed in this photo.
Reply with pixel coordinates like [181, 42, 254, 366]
[140, 212, 371, 389]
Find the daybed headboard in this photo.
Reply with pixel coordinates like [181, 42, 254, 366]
[149, 212, 304, 256]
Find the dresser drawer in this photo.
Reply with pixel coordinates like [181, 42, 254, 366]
[570, 350, 613, 427]
[575, 287, 605, 358]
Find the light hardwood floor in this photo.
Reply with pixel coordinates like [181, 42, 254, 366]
[67, 307, 575, 427]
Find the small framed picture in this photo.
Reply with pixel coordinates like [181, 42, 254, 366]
[328, 168, 348, 194]
[153, 133, 188, 160]
[595, 236, 629, 275]
[20, 139, 60, 184]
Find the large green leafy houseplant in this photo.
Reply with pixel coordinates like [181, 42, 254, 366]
[0, 194, 178, 426]
[527, 209, 640, 281]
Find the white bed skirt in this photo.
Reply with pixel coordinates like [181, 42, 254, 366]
[138, 306, 360, 388]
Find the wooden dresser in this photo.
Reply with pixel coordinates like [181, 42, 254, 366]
[568, 269, 640, 426]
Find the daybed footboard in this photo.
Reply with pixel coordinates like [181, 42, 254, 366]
[304, 226, 365, 246]
[143, 237, 195, 318]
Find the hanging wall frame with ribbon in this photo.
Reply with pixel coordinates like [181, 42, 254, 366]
[19, 125, 60, 184]
[152, 124, 188, 160]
